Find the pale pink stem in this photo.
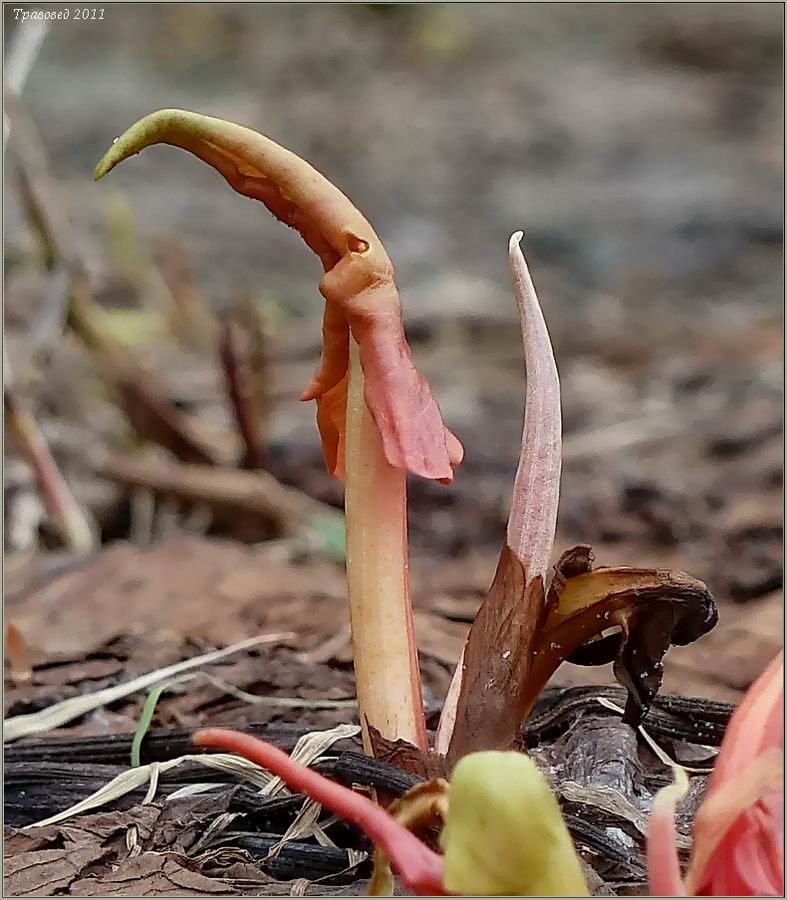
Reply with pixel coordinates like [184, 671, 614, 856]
[344, 341, 427, 753]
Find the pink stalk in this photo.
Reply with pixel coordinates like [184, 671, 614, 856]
[194, 728, 445, 894]
[345, 341, 428, 753]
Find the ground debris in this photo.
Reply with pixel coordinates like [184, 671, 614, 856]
[5, 688, 734, 896]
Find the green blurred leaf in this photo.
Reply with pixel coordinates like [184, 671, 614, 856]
[308, 514, 347, 562]
[441, 751, 589, 896]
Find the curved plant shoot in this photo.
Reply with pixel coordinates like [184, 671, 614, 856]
[96, 109, 463, 754]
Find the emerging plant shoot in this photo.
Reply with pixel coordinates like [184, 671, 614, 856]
[96, 110, 463, 753]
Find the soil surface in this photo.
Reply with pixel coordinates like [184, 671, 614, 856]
[4, 5, 783, 897]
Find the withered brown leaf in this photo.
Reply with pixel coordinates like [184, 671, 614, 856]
[368, 725, 450, 782]
[446, 545, 717, 764]
[526, 549, 718, 726]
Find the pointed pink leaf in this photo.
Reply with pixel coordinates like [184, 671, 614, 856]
[436, 232, 560, 753]
[506, 231, 561, 580]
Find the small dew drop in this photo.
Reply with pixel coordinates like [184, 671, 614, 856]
[112, 136, 120, 144]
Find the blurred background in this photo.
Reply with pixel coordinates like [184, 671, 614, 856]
[4, 4, 783, 703]
[6, 4, 783, 311]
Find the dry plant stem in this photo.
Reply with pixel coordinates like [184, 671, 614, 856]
[99, 452, 342, 537]
[219, 317, 266, 469]
[67, 285, 225, 466]
[345, 341, 427, 753]
[4, 387, 95, 552]
[159, 238, 216, 350]
[4, 18, 49, 149]
[5, 624, 33, 684]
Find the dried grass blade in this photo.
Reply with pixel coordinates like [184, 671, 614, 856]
[29, 723, 360, 841]
[313, 815, 340, 848]
[4, 633, 293, 742]
[264, 798, 324, 862]
[166, 782, 223, 800]
[261, 723, 361, 797]
[193, 753, 274, 790]
[188, 811, 242, 856]
[28, 752, 271, 828]
[597, 697, 716, 774]
[30, 762, 161, 827]
[558, 780, 693, 851]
